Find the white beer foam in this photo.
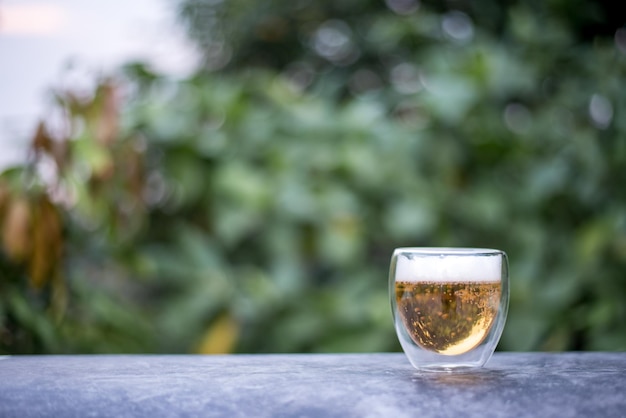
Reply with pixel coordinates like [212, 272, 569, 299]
[395, 251, 501, 283]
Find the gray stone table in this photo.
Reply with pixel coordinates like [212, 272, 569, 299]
[0, 352, 625, 417]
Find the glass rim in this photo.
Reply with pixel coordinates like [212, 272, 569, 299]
[393, 247, 504, 256]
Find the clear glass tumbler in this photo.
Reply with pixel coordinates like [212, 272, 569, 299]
[390, 248, 509, 371]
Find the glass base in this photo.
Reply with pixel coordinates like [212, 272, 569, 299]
[413, 363, 482, 373]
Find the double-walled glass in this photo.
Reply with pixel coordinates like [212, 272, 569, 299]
[390, 248, 509, 371]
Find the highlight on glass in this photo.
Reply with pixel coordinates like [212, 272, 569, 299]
[390, 248, 509, 371]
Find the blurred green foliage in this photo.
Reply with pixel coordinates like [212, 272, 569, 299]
[1, 0, 625, 354]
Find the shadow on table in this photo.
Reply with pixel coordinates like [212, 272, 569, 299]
[408, 369, 510, 389]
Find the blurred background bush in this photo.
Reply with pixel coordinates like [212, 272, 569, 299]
[1, 0, 625, 354]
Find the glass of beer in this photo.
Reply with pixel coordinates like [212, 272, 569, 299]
[390, 248, 509, 371]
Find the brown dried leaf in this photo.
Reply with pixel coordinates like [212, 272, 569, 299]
[2, 196, 32, 262]
[31, 121, 53, 157]
[29, 197, 63, 289]
[29, 233, 48, 289]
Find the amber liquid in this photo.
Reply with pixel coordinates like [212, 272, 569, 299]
[395, 281, 501, 355]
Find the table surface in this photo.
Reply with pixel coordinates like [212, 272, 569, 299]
[1, 352, 625, 418]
